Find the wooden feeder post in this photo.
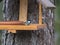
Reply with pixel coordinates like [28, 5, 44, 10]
[0, 0, 46, 33]
[0, 0, 55, 33]
[19, 0, 28, 22]
[39, 3, 42, 25]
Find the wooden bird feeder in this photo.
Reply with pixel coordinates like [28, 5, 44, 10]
[0, 0, 55, 33]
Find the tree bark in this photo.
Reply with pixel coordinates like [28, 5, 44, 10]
[1, 0, 55, 45]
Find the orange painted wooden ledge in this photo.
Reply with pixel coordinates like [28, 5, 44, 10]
[0, 24, 46, 30]
[0, 21, 25, 25]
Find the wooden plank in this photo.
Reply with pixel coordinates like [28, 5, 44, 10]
[39, 3, 42, 25]
[0, 21, 25, 25]
[37, 24, 46, 29]
[0, 25, 37, 30]
[19, 0, 28, 22]
[8, 30, 16, 33]
[0, 24, 46, 30]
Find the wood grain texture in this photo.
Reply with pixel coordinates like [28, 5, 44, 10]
[0, 21, 24, 25]
[0, 24, 46, 30]
[19, 0, 28, 22]
[39, 3, 42, 25]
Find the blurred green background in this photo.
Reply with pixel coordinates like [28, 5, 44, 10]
[0, 0, 60, 45]
[55, 0, 60, 45]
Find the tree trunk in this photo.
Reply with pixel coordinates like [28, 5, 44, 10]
[1, 0, 55, 45]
